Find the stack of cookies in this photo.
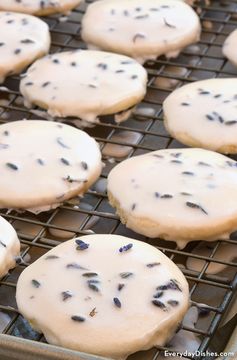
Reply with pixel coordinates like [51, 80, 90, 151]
[0, 1, 235, 359]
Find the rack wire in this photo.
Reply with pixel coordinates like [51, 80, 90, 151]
[0, 1, 237, 359]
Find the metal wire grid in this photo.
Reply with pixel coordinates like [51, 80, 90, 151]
[0, 1, 236, 359]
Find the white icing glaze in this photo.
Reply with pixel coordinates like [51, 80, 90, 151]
[0, 12, 50, 84]
[186, 242, 237, 274]
[163, 78, 237, 154]
[0, 120, 102, 210]
[81, 0, 201, 64]
[16, 234, 189, 359]
[0, 216, 20, 278]
[20, 50, 147, 124]
[223, 29, 237, 67]
[0, 0, 82, 15]
[108, 148, 237, 248]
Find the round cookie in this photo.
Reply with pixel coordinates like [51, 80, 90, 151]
[163, 78, 237, 154]
[223, 29, 237, 67]
[108, 148, 237, 249]
[0, 0, 82, 16]
[0, 216, 20, 278]
[81, 0, 201, 64]
[0, 120, 102, 212]
[20, 50, 147, 124]
[16, 234, 189, 359]
[0, 12, 50, 84]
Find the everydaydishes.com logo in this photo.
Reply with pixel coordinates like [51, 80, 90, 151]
[164, 350, 235, 358]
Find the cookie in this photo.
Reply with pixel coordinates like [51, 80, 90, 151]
[0, 12, 50, 84]
[0, 216, 20, 278]
[16, 234, 189, 359]
[0, 0, 82, 16]
[20, 50, 147, 124]
[163, 78, 237, 154]
[108, 148, 237, 249]
[223, 29, 237, 67]
[81, 0, 201, 64]
[0, 120, 102, 213]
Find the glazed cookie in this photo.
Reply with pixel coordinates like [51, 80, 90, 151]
[81, 0, 201, 64]
[108, 148, 237, 249]
[0, 120, 102, 213]
[223, 29, 237, 67]
[20, 50, 147, 123]
[0, 12, 50, 83]
[16, 234, 189, 359]
[0, 216, 20, 278]
[163, 78, 237, 154]
[0, 0, 82, 16]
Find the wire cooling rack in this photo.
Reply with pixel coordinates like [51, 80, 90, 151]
[0, 1, 237, 360]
